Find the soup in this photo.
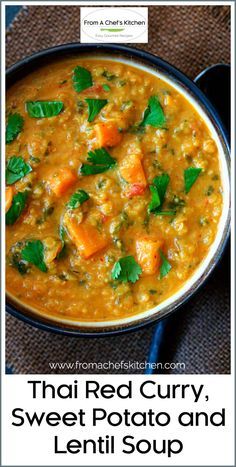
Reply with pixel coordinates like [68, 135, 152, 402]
[6, 57, 223, 323]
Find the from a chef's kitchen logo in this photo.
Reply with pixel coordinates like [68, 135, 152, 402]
[80, 7, 148, 44]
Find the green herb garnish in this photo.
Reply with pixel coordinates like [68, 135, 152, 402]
[149, 184, 161, 212]
[160, 250, 171, 278]
[36, 206, 54, 225]
[102, 70, 117, 81]
[77, 101, 85, 114]
[97, 178, 107, 189]
[149, 289, 157, 295]
[12, 253, 29, 275]
[21, 240, 47, 272]
[154, 211, 176, 216]
[72, 66, 93, 92]
[113, 211, 133, 233]
[81, 147, 116, 175]
[111, 256, 142, 283]
[29, 156, 41, 164]
[57, 225, 67, 260]
[199, 216, 209, 226]
[6, 113, 24, 144]
[26, 101, 64, 118]
[118, 80, 127, 87]
[6, 191, 28, 225]
[184, 167, 202, 193]
[121, 101, 133, 111]
[205, 185, 214, 196]
[6, 156, 32, 185]
[168, 195, 186, 210]
[102, 84, 111, 92]
[128, 124, 146, 135]
[9, 241, 29, 275]
[67, 189, 90, 209]
[148, 173, 174, 216]
[141, 96, 166, 127]
[143, 212, 150, 232]
[85, 98, 108, 122]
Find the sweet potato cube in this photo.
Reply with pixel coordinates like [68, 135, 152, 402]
[119, 154, 147, 187]
[5, 186, 14, 213]
[64, 218, 108, 259]
[95, 122, 122, 147]
[136, 237, 163, 275]
[49, 168, 77, 197]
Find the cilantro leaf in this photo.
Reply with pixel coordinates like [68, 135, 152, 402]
[148, 185, 161, 212]
[153, 173, 170, 204]
[111, 256, 142, 284]
[57, 225, 67, 260]
[141, 96, 166, 127]
[26, 101, 64, 118]
[85, 99, 108, 122]
[22, 240, 47, 272]
[184, 167, 202, 193]
[87, 148, 115, 165]
[160, 250, 172, 279]
[81, 165, 108, 176]
[72, 66, 93, 92]
[6, 113, 24, 144]
[148, 173, 171, 214]
[6, 156, 32, 185]
[66, 189, 89, 209]
[6, 191, 28, 225]
[80, 148, 116, 175]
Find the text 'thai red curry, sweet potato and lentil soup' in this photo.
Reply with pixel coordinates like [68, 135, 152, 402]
[6, 58, 223, 322]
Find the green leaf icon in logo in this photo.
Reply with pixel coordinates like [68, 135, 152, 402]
[100, 28, 124, 32]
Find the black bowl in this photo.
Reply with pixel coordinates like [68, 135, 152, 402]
[6, 44, 231, 336]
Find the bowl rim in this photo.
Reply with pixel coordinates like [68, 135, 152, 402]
[6, 43, 231, 337]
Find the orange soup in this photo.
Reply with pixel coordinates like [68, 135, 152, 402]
[6, 58, 223, 322]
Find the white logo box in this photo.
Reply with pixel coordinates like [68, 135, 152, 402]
[80, 7, 148, 43]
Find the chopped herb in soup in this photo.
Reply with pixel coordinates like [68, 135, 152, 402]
[5, 58, 223, 322]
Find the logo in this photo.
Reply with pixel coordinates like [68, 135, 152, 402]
[80, 7, 148, 43]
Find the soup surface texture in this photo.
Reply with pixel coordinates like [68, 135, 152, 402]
[6, 57, 223, 323]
